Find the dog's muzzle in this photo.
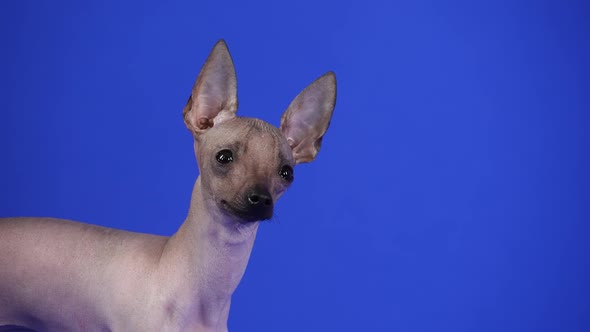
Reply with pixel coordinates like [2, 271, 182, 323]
[221, 186, 274, 222]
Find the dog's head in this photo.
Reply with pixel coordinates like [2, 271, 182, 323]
[183, 40, 336, 222]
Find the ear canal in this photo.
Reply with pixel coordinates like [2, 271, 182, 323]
[183, 39, 238, 135]
[280, 71, 337, 164]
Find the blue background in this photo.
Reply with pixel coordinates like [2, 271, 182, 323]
[1, 1, 588, 331]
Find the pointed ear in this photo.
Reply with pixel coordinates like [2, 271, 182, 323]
[280, 72, 337, 164]
[183, 39, 238, 136]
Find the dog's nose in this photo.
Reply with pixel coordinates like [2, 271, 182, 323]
[245, 187, 273, 221]
[248, 192, 273, 207]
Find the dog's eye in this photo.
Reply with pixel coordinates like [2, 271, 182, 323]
[216, 149, 234, 164]
[279, 165, 294, 182]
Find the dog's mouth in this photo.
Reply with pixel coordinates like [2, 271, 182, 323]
[220, 199, 273, 222]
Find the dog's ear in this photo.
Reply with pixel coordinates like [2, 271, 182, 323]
[183, 40, 238, 136]
[280, 72, 337, 164]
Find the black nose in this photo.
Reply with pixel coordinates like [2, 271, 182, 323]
[245, 187, 273, 221]
[248, 192, 273, 207]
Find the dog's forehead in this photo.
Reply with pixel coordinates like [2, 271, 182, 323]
[210, 117, 275, 140]
[207, 117, 294, 163]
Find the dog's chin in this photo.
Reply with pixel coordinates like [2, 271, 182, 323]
[219, 200, 272, 223]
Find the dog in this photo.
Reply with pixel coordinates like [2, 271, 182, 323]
[0, 40, 336, 331]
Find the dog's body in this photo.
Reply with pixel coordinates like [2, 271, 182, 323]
[0, 40, 336, 331]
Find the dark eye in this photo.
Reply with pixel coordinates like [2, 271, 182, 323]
[279, 165, 294, 182]
[216, 149, 234, 164]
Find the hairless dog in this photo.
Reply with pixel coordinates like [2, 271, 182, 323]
[0, 40, 337, 331]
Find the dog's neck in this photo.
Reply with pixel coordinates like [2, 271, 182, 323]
[157, 176, 259, 329]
